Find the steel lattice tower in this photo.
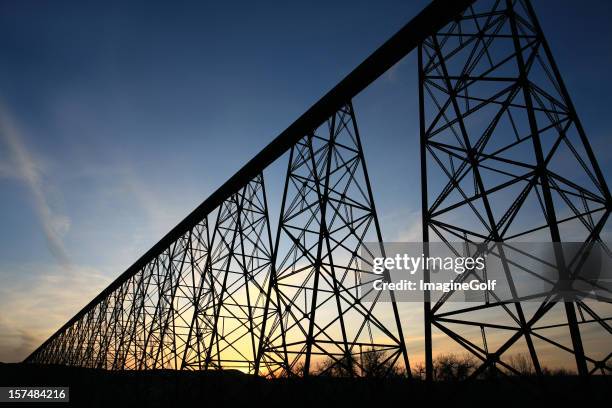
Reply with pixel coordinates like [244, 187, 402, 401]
[419, 0, 611, 379]
[256, 103, 409, 377]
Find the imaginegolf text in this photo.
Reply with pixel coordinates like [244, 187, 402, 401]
[373, 279, 497, 293]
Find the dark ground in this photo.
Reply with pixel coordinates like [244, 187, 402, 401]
[0, 363, 609, 407]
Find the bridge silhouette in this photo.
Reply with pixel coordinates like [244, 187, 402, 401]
[25, 0, 611, 380]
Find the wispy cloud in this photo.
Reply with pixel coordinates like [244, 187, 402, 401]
[380, 208, 423, 241]
[120, 167, 178, 235]
[0, 262, 109, 362]
[0, 103, 72, 268]
[0, 319, 40, 363]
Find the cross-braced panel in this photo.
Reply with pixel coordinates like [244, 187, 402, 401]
[258, 102, 410, 377]
[28, 176, 279, 373]
[26, 217, 212, 369]
[419, 0, 611, 378]
[181, 174, 274, 373]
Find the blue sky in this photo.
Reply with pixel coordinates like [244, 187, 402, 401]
[1, 0, 611, 363]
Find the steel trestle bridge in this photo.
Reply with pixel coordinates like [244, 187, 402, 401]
[25, 0, 612, 380]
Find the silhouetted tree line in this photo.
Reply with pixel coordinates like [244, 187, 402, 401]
[283, 348, 406, 378]
[281, 350, 577, 379]
[411, 352, 575, 380]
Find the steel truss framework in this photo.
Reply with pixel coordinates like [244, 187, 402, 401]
[26, 0, 610, 379]
[25, 104, 410, 378]
[419, 0, 611, 379]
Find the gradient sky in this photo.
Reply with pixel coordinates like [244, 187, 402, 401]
[1, 0, 611, 365]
